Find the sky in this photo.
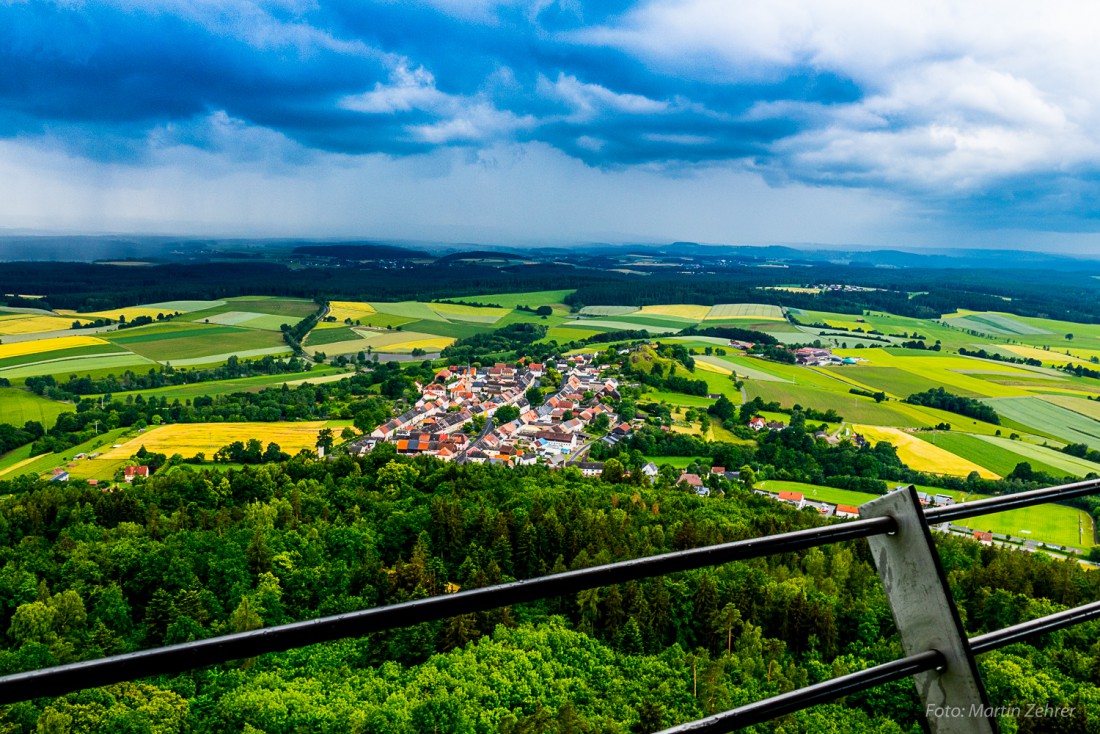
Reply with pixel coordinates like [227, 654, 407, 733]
[3, 0, 1100, 250]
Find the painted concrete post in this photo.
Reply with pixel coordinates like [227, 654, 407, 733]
[860, 486, 997, 734]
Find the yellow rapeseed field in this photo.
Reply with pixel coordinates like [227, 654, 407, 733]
[386, 337, 455, 353]
[0, 335, 109, 359]
[98, 422, 332, 459]
[693, 356, 734, 375]
[0, 316, 90, 335]
[325, 301, 377, 326]
[637, 304, 711, 320]
[852, 424, 999, 479]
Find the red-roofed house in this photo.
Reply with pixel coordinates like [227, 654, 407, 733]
[124, 466, 150, 483]
[973, 530, 994, 546]
[778, 490, 804, 509]
[835, 505, 860, 519]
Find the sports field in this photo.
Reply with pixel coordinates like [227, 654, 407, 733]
[757, 480, 1092, 550]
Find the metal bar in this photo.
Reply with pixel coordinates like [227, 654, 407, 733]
[925, 477, 1100, 525]
[861, 486, 997, 733]
[657, 650, 945, 733]
[0, 515, 895, 705]
[970, 599, 1100, 655]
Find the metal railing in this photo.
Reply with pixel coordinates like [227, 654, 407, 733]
[3, 478, 1100, 733]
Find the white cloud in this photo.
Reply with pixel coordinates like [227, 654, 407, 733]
[576, 0, 1100, 192]
[340, 64, 450, 114]
[539, 73, 670, 121]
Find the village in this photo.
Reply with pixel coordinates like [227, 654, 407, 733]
[346, 353, 632, 469]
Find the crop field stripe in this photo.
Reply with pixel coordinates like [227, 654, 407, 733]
[572, 318, 682, 334]
[851, 423, 999, 478]
[912, 432, 1068, 478]
[143, 300, 227, 312]
[0, 354, 156, 379]
[0, 335, 112, 360]
[398, 319, 487, 339]
[1039, 394, 1100, 421]
[636, 304, 710, 321]
[368, 301, 450, 321]
[0, 316, 92, 335]
[165, 347, 294, 367]
[974, 434, 1100, 477]
[446, 289, 574, 309]
[704, 303, 785, 321]
[693, 355, 734, 375]
[985, 396, 1100, 448]
[304, 327, 360, 346]
[579, 306, 640, 317]
[107, 326, 246, 344]
[122, 330, 287, 362]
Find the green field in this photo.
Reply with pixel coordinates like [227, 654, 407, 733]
[445, 290, 574, 309]
[0, 427, 132, 480]
[0, 353, 156, 380]
[108, 324, 244, 343]
[642, 455, 710, 469]
[912, 432, 1072, 478]
[573, 318, 682, 334]
[757, 480, 1092, 550]
[0, 388, 74, 426]
[224, 298, 318, 318]
[369, 301, 448, 321]
[119, 327, 286, 362]
[543, 326, 605, 343]
[822, 365, 958, 398]
[614, 314, 703, 330]
[975, 435, 1100, 477]
[579, 306, 639, 317]
[401, 319, 488, 339]
[758, 480, 880, 508]
[985, 396, 1100, 447]
[86, 367, 344, 402]
[305, 327, 360, 346]
[144, 300, 226, 312]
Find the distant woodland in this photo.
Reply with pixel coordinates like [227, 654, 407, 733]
[5, 260, 1100, 325]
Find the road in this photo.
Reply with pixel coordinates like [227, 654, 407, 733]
[456, 416, 494, 463]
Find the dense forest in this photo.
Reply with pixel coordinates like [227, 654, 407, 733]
[6, 258, 1100, 325]
[0, 451, 1096, 732]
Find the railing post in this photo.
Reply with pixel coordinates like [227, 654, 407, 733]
[860, 486, 997, 733]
